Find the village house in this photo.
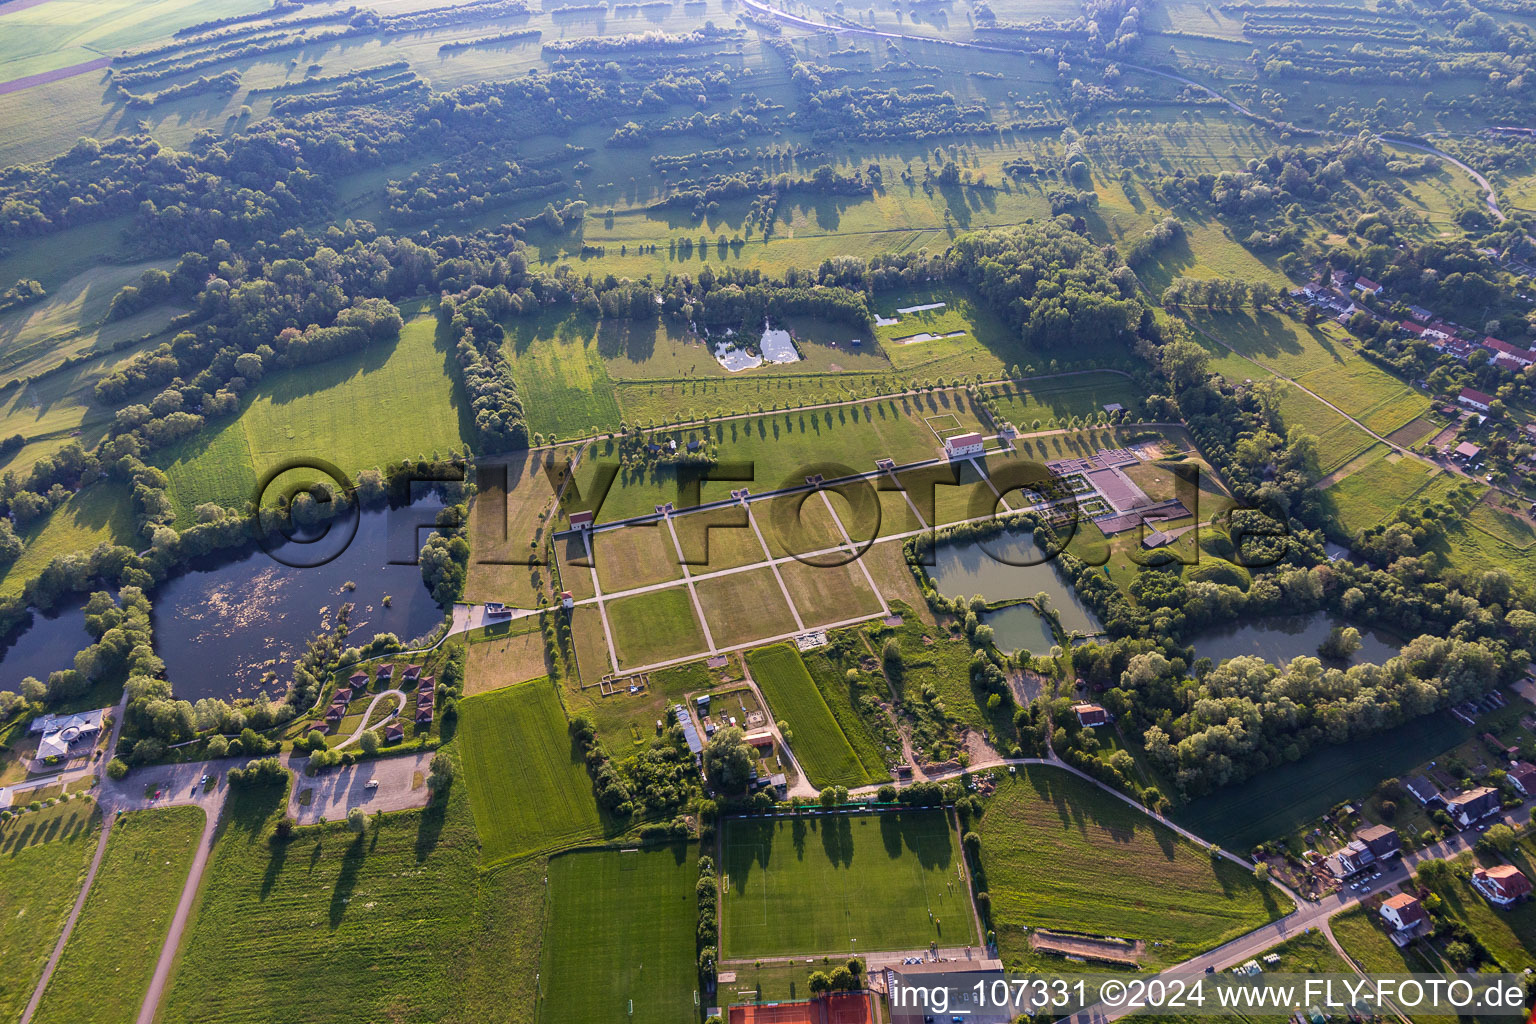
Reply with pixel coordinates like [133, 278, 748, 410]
[1355, 823, 1402, 860]
[1472, 864, 1532, 907]
[1074, 703, 1109, 727]
[1454, 441, 1482, 462]
[1379, 893, 1429, 944]
[1403, 774, 1444, 807]
[1399, 320, 1427, 337]
[1458, 388, 1494, 413]
[1484, 338, 1535, 366]
[1407, 305, 1433, 322]
[1354, 276, 1382, 296]
[1506, 761, 1536, 796]
[1447, 786, 1501, 828]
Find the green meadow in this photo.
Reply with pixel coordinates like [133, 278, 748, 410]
[153, 312, 472, 522]
[459, 681, 611, 865]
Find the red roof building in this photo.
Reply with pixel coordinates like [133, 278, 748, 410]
[1399, 321, 1427, 336]
[1380, 892, 1428, 933]
[1506, 761, 1536, 796]
[1473, 864, 1532, 906]
[1458, 387, 1495, 412]
[1074, 703, 1109, 727]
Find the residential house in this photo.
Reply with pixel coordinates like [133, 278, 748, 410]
[1458, 387, 1494, 413]
[1327, 841, 1374, 879]
[1403, 774, 1444, 807]
[378, 663, 394, 681]
[1074, 703, 1109, 728]
[1472, 864, 1532, 907]
[1354, 276, 1383, 296]
[1379, 893, 1429, 944]
[1408, 305, 1433, 322]
[1399, 320, 1427, 337]
[1447, 786, 1501, 828]
[384, 723, 405, 744]
[401, 664, 422, 685]
[1454, 441, 1482, 462]
[1484, 338, 1535, 366]
[1506, 761, 1536, 796]
[1355, 823, 1402, 860]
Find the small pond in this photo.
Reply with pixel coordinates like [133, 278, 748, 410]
[153, 498, 448, 702]
[980, 602, 1057, 656]
[1190, 612, 1401, 669]
[0, 599, 93, 686]
[926, 527, 1103, 636]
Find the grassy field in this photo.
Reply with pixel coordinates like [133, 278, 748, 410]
[539, 845, 699, 1023]
[746, 644, 886, 789]
[983, 372, 1143, 430]
[32, 805, 203, 1024]
[778, 557, 885, 627]
[158, 766, 546, 1024]
[501, 309, 622, 439]
[564, 390, 986, 525]
[154, 312, 472, 522]
[692, 567, 800, 649]
[0, 800, 100, 1023]
[0, 481, 136, 597]
[464, 448, 563, 608]
[464, 616, 549, 696]
[459, 680, 611, 865]
[593, 522, 685, 593]
[1322, 448, 1442, 538]
[721, 809, 976, 956]
[606, 587, 708, 670]
[976, 767, 1283, 968]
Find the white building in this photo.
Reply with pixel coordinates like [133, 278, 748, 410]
[944, 432, 985, 458]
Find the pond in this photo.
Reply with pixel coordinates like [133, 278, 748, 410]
[153, 498, 449, 703]
[1170, 712, 1474, 851]
[980, 601, 1057, 655]
[925, 528, 1103, 636]
[0, 599, 93, 686]
[1190, 612, 1401, 669]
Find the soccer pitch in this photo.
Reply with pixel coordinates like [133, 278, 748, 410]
[721, 810, 978, 957]
[539, 845, 700, 1024]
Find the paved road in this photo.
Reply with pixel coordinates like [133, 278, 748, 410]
[333, 689, 405, 750]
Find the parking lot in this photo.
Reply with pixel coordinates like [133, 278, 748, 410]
[289, 749, 435, 825]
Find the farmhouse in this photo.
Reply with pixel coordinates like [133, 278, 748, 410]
[1458, 388, 1494, 413]
[1472, 864, 1532, 906]
[1074, 703, 1109, 727]
[1506, 761, 1536, 796]
[1379, 893, 1429, 943]
[1446, 786, 1501, 828]
[944, 432, 985, 458]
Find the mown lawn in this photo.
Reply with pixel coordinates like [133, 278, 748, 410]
[976, 768, 1283, 968]
[540, 845, 699, 1023]
[33, 805, 203, 1024]
[154, 312, 473, 523]
[721, 810, 975, 956]
[982, 371, 1143, 429]
[607, 587, 708, 669]
[158, 764, 545, 1024]
[0, 800, 100, 1023]
[459, 681, 611, 865]
[565, 390, 986, 524]
[747, 643, 885, 789]
[693, 566, 800, 649]
[1322, 449, 1441, 537]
